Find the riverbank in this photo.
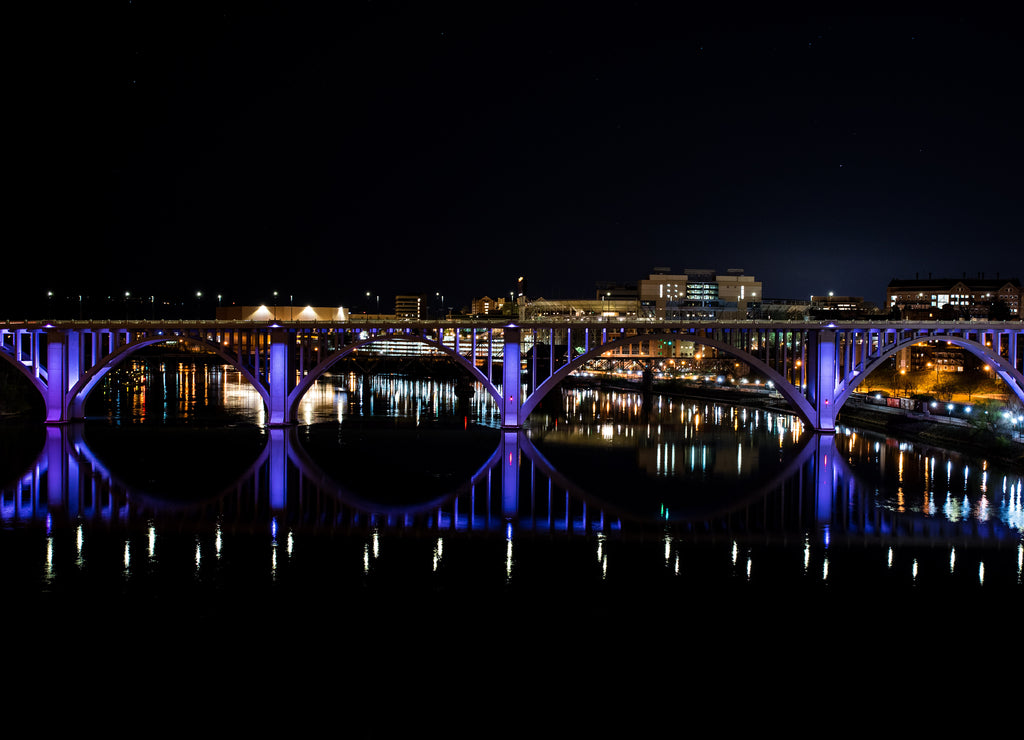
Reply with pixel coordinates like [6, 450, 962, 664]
[835, 404, 1024, 469]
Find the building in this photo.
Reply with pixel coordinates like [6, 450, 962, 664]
[638, 267, 762, 318]
[471, 296, 507, 317]
[809, 294, 879, 318]
[747, 297, 811, 320]
[216, 305, 349, 322]
[394, 295, 425, 319]
[525, 298, 639, 319]
[886, 276, 1022, 320]
[595, 281, 639, 301]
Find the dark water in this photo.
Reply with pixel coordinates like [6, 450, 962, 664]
[1, 357, 1021, 716]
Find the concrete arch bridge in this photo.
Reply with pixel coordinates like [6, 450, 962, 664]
[2, 318, 1022, 432]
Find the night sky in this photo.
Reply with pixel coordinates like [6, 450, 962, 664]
[21, 6, 1024, 315]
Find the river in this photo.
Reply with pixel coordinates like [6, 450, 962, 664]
[1, 355, 1021, 719]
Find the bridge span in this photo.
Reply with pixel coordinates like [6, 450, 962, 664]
[2, 318, 1023, 432]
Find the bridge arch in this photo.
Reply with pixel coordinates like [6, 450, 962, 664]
[66, 334, 268, 420]
[520, 332, 817, 427]
[286, 332, 503, 423]
[0, 342, 47, 402]
[835, 333, 1024, 409]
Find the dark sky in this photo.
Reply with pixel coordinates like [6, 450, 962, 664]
[21, 5, 1024, 314]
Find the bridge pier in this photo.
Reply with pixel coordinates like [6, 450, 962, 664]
[806, 329, 837, 433]
[45, 330, 71, 423]
[501, 326, 522, 428]
[268, 329, 297, 427]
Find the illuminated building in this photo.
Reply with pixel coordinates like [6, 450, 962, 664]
[394, 294, 425, 319]
[638, 267, 762, 318]
[887, 276, 1021, 319]
[215, 305, 349, 321]
[471, 296, 507, 316]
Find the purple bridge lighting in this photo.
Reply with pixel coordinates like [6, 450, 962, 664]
[2, 318, 1023, 433]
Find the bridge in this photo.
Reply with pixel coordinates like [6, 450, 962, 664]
[2, 318, 1023, 432]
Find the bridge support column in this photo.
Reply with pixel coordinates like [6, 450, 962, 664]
[44, 330, 75, 424]
[267, 329, 295, 426]
[501, 326, 522, 428]
[806, 329, 837, 432]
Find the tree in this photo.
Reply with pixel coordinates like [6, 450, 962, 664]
[988, 299, 1012, 321]
[934, 372, 957, 402]
[955, 370, 988, 402]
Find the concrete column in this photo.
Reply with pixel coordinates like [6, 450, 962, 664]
[502, 326, 522, 428]
[67, 330, 81, 392]
[806, 329, 837, 432]
[267, 328, 293, 426]
[45, 330, 69, 423]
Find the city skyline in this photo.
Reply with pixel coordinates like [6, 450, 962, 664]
[16, 7, 1023, 314]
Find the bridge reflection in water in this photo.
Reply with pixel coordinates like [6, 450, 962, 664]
[6, 419, 1022, 551]
[3, 399, 1022, 711]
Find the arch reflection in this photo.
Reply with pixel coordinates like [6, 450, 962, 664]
[2, 420, 1020, 548]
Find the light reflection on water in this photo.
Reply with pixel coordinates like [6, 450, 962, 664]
[1, 358, 1022, 687]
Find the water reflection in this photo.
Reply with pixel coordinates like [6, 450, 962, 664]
[1, 365, 1022, 657]
[5, 411, 1021, 545]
